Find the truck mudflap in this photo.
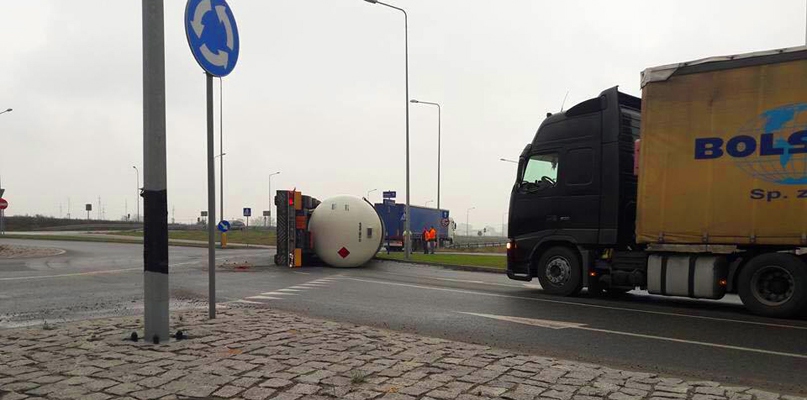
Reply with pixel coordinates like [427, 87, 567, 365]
[507, 270, 532, 281]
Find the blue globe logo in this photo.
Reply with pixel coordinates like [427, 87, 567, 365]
[734, 104, 807, 185]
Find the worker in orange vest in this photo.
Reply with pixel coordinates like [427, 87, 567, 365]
[428, 226, 437, 254]
[422, 227, 429, 254]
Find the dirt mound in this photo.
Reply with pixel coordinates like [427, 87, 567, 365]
[0, 244, 65, 259]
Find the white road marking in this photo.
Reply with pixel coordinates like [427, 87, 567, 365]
[246, 295, 283, 300]
[288, 286, 310, 289]
[345, 277, 807, 331]
[277, 288, 302, 292]
[462, 312, 807, 360]
[292, 271, 311, 275]
[460, 312, 584, 329]
[236, 300, 264, 304]
[260, 291, 296, 296]
[0, 258, 238, 282]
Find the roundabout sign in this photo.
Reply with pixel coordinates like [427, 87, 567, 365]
[184, 0, 240, 77]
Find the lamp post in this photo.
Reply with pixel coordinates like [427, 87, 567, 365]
[410, 99, 441, 212]
[500, 158, 518, 164]
[0, 108, 11, 116]
[269, 171, 280, 226]
[364, 0, 411, 260]
[132, 166, 140, 223]
[466, 206, 475, 238]
[366, 188, 378, 201]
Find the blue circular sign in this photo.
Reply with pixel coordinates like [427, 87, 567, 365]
[184, 0, 240, 77]
[217, 220, 231, 233]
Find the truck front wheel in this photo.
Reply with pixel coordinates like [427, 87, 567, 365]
[738, 253, 807, 318]
[536, 247, 583, 296]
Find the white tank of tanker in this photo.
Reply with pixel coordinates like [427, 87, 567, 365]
[308, 195, 384, 268]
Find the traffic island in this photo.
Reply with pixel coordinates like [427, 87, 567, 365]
[0, 306, 800, 400]
[0, 244, 65, 259]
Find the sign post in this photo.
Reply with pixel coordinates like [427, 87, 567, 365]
[243, 207, 251, 229]
[85, 204, 92, 220]
[142, 0, 170, 343]
[185, 0, 240, 320]
[0, 197, 7, 236]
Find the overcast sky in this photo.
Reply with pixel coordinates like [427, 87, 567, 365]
[1, 0, 806, 230]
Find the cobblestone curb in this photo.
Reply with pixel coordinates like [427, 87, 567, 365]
[0, 306, 802, 400]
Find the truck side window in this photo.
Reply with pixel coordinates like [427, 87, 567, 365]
[522, 153, 559, 187]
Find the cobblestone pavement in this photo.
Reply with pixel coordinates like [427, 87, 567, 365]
[0, 306, 802, 400]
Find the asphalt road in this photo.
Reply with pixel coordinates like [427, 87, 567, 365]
[1, 238, 806, 394]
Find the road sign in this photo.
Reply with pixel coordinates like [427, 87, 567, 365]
[263, 210, 271, 217]
[383, 199, 395, 206]
[243, 207, 252, 217]
[201, 211, 208, 217]
[184, 0, 240, 77]
[0, 188, 4, 198]
[400, 212, 406, 221]
[441, 210, 449, 219]
[0, 198, 7, 210]
[383, 191, 396, 199]
[217, 220, 231, 233]
[85, 204, 92, 211]
[440, 218, 450, 228]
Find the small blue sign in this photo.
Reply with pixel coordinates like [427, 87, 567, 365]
[383, 199, 395, 206]
[243, 207, 252, 217]
[217, 220, 231, 233]
[441, 210, 449, 219]
[383, 191, 397, 199]
[184, 0, 240, 77]
[400, 212, 406, 221]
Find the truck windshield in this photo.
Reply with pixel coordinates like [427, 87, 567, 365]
[522, 153, 559, 185]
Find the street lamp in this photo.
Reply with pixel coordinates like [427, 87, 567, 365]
[466, 206, 475, 238]
[0, 108, 11, 116]
[366, 188, 378, 200]
[132, 166, 140, 223]
[269, 171, 280, 227]
[364, 0, 412, 260]
[410, 99, 441, 212]
[425, 200, 434, 207]
[500, 158, 518, 164]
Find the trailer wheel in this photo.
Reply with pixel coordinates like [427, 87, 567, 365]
[738, 253, 807, 318]
[536, 247, 582, 296]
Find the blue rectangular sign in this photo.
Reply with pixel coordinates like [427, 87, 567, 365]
[383, 191, 397, 199]
[383, 199, 395, 206]
[243, 207, 252, 217]
[441, 210, 449, 219]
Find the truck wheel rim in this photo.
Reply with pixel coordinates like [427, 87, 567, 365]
[751, 265, 795, 307]
[546, 256, 571, 286]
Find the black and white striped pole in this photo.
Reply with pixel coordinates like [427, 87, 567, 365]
[142, 0, 170, 342]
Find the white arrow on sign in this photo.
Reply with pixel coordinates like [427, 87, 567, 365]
[191, 0, 211, 38]
[215, 5, 235, 50]
[201, 44, 228, 67]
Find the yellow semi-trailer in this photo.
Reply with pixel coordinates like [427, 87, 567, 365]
[506, 47, 807, 318]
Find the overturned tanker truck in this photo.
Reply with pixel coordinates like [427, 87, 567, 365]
[274, 190, 384, 268]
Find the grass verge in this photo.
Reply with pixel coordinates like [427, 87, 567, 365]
[376, 251, 505, 270]
[116, 230, 275, 246]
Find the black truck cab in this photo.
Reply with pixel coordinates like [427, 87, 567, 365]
[507, 87, 641, 294]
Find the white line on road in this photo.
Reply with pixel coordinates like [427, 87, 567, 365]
[0, 259, 231, 282]
[246, 296, 283, 300]
[236, 299, 264, 304]
[344, 277, 807, 331]
[260, 292, 297, 296]
[461, 312, 807, 360]
[277, 289, 302, 292]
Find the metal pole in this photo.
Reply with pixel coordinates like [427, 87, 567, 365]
[268, 171, 279, 227]
[466, 207, 474, 238]
[219, 77, 224, 233]
[142, 0, 169, 343]
[0, 176, 4, 235]
[207, 73, 217, 319]
[366, 1, 410, 259]
[133, 166, 140, 222]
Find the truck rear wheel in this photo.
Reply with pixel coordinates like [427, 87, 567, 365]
[738, 253, 807, 318]
[536, 247, 582, 296]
